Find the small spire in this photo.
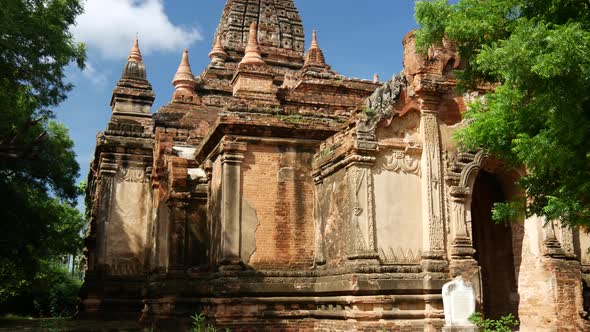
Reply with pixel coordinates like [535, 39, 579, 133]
[373, 73, 380, 83]
[172, 48, 196, 95]
[240, 22, 265, 65]
[311, 30, 320, 49]
[209, 35, 228, 60]
[128, 36, 143, 63]
[304, 30, 328, 68]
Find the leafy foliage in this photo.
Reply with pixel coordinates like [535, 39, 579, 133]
[415, 0, 590, 226]
[469, 312, 520, 332]
[1, 260, 82, 318]
[191, 313, 230, 332]
[0, 0, 86, 315]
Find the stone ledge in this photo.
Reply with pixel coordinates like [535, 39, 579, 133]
[442, 326, 479, 332]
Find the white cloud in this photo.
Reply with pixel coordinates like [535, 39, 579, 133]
[71, 0, 201, 60]
[81, 61, 108, 86]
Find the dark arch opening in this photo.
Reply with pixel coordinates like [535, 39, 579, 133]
[443, 58, 456, 78]
[471, 171, 520, 321]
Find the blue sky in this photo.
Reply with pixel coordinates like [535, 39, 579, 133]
[58, 0, 419, 183]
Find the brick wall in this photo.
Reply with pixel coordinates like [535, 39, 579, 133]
[242, 143, 316, 269]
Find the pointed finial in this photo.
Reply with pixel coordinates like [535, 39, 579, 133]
[209, 35, 228, 60]
[373, 73, 380, 83]
[240, 22, 265, 65]
[311, 30, 319, 49]
[128, 36, 143, 63]
[304, 30, 328, 68]
[172, 48, 196, 96]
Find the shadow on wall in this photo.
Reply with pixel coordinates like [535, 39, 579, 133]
[471, 170, 520, 321]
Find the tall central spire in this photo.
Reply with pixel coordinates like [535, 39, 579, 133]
[214, 0, 305, 56]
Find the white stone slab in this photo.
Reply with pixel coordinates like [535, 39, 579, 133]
[172, 146, 196, 159]
[443, 276, 477, 327]
[188, 168, 207, 180]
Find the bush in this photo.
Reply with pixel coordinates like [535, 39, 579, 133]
[0, 259, 82, 317]
[191, 313, 229, 332]
[469, 312, 519, 332]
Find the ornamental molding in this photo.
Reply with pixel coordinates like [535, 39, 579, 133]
[380, 246, 423, 265]
[116, 166, 148, 183]
[379, 148, 421, 175]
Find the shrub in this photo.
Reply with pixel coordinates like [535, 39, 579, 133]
[0, 259, 82, 317]
[469, 312, 519, 332]
[191, 313, 229, 332]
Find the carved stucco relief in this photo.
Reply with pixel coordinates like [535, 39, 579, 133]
[116, 166, 148, 183]
[347, 164, 377, 257]
[379, 149, 421, 175]
[104, 165, 152, 275]
[421, 111, 446, 254]
[380, 247, 423, 265]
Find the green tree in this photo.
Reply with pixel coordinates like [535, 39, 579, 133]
[0, 0, 86, 309]
[415, 0, 590, 226]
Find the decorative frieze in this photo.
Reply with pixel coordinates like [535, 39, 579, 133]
[116, 166, 148, 183]
[379, 148, 421, 175]
[380, 247, 423, 265]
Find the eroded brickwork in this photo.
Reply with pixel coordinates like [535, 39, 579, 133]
[242, 143, 316, 269]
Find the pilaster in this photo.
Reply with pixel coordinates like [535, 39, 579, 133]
[345, 157, 379, 263]
[219, 139, 247, 269]
[95, 161, 118, 269]
[312, 173, 326, 266]
[448, 187, 477, 276]
[168, 194, 190, 272]
[420, 101, 447, 272]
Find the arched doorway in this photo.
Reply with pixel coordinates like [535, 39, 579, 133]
[471, 170, 520, 320]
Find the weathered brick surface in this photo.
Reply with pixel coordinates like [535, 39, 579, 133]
[242, 143, 315, 269]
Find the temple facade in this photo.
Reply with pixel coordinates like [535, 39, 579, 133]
[80, 1, 590, 331]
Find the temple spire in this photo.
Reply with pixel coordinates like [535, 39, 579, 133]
[128, 36, 143, 63]
[172, 48, 196, 96]
[373, 73, 380, 83]
[304, 30, 329, 69]
[121, 37, 147, 80]
[239, 23, 266, 66]
[311, 30, 320, 49]
[112, 37, 154, 116]
[209, 35, 228, 68]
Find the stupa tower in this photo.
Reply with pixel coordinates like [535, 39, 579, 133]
[212, 0, 305, 69]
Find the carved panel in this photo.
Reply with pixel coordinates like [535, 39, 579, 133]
[108, 255, 141, 276]
[347, 163, 377, 257]
[380, 247, 423, 265]
[96, 174, 115, 266]
[421, 111, 445, 254]
[379, 149, 421, 175]
[116, 166, 148, 183]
